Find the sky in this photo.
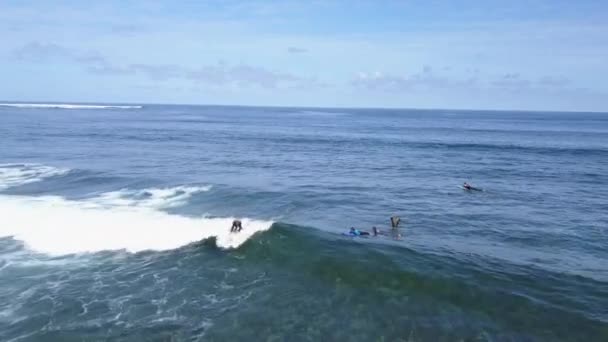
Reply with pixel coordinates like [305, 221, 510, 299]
[1, 0, 607, 111]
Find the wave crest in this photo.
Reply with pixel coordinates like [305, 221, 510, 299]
[0, 103, 142, 109]
[0, 164, 69, 190]
[0, 194, 272, 255]
[92, 185, 212, 209]
[0, 164, 271, 255]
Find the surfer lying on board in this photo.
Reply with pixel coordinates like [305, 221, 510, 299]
[348, 227, 370, 236]
[462, 182, 483, 191]
[344, 226, 403, 240]
[230, 220, 243, 233]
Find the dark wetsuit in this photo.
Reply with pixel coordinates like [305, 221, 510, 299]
[230, 220, 243, 232]
[390, 216, 400, 229]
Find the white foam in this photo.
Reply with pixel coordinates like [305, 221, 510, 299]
[91, 185, 212, 209]
[0, 194, 273, 255]
[0, 103, 142, 109]
[0, 164, 69, 190]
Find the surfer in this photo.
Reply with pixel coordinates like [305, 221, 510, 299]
[390, 216, 401, 229]
[230, 220, 243, 233]
[348, 227, 370, 236]
[462, 182, 482, 191]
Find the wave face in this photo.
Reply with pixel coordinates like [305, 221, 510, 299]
[1, 105, 607, 341]
[0, 103, 142, 109]
[224, 225, 608, 341]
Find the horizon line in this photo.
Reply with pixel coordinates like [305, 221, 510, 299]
[1, 100, 606, 115]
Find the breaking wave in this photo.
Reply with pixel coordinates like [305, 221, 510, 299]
[0, 103, 142, 109]
[0, 164, 272, 255]
[91, 185, 213, 209]
[0, 164, 69, 190]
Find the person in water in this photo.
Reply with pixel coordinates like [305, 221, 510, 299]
[372, 226, 379, 236]
[349, 227, 370, 236]
[390, 216, 401, 229]
[230, 220, 243, 233]
[463, 182, 472, 190]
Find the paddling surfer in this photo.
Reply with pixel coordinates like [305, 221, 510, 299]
[349, 227, 370, 236]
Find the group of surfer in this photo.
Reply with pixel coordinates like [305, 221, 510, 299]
[345, 215, 403, 239]
[230, 182, 479, 235]
[345, 182, 481, 239]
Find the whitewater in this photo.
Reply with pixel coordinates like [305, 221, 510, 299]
[0, 164, 272, 254]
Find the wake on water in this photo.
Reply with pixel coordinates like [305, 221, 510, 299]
[0, 164, 273, 255]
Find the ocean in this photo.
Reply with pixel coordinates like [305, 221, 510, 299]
[0, 103, 607, 341]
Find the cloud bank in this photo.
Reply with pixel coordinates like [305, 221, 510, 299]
[13, 42, 319, 89]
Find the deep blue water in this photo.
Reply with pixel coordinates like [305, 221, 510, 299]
[0, 103, 607, 341]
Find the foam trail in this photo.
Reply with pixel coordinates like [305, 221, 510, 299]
[0, 194, 273, 255]
[92, 186, 212, 209]
[0, 103, 142, 109]
[0, 164, 69, 190]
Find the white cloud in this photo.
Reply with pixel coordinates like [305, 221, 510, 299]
[351, 66, 477, 92]
[11, 42, 322, 89]
[13, 42, 72, 62]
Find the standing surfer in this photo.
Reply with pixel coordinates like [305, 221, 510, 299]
[230, 220, 243, 233]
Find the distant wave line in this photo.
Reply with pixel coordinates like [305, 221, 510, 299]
[0, 103, 142, 109]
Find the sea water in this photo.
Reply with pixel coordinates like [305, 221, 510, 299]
[1, 104, 607, 341]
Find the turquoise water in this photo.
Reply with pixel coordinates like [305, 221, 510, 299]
[1, 104, 607, 341]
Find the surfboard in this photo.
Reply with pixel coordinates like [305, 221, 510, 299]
[460, 185, 483, 191]
[342, 232, 371, 238]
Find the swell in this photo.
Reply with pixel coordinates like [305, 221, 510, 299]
[402, 141, 608, 156]
[232, 133, 608, 156]
[29, 128, 608, 156]
[0, 168, 135, 197]
[225, 224, 608, 340]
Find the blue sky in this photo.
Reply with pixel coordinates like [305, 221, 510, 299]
[1, 0, 607, 111]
